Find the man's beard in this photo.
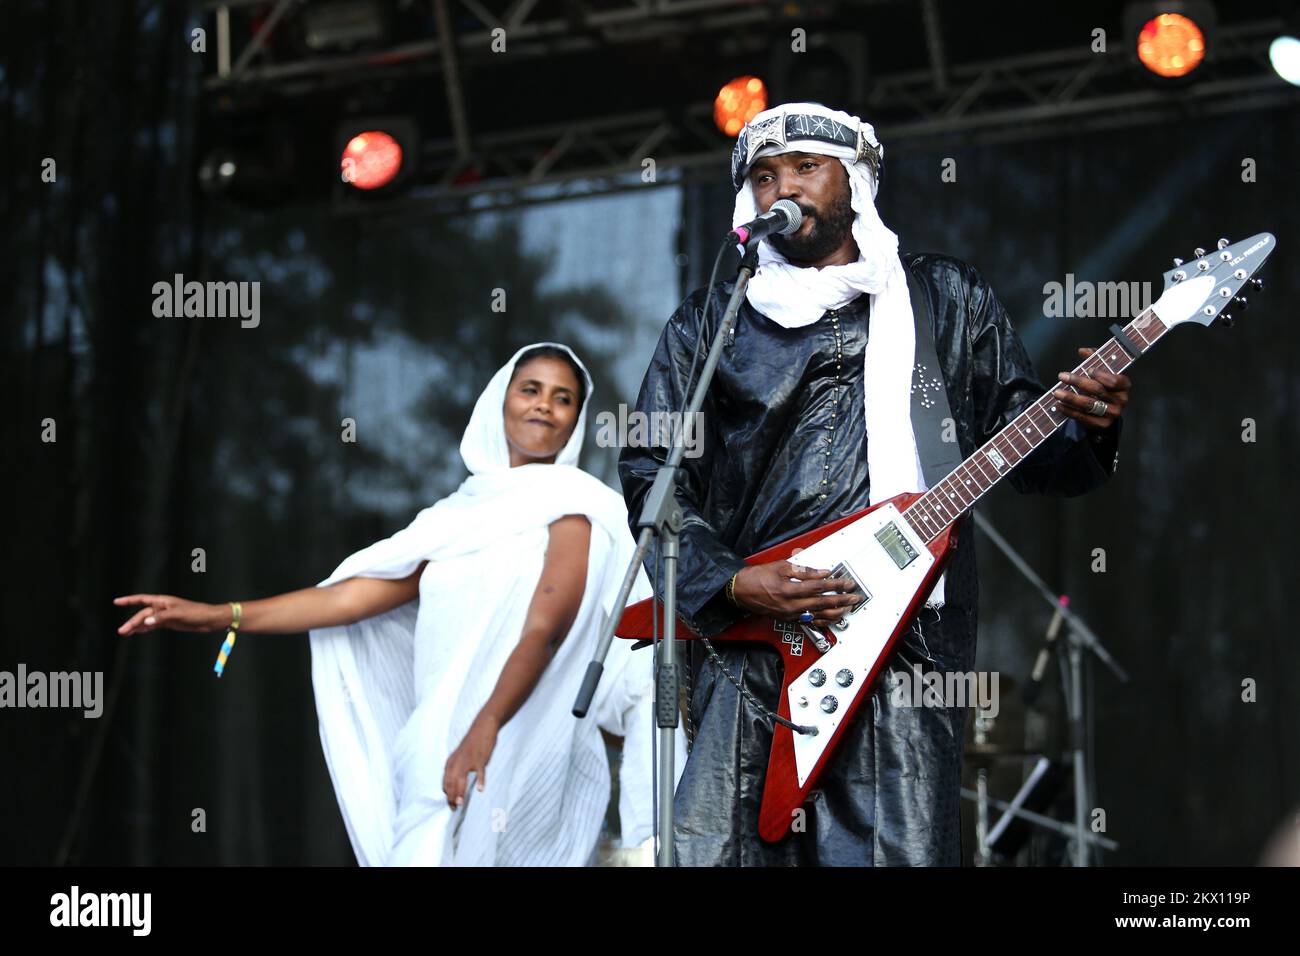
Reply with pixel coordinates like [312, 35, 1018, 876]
[769, 191, 855, 264]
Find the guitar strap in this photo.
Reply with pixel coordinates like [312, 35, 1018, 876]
[901, 256, 963, 488]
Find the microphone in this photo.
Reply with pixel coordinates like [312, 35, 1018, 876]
[729, 198, 803, 245]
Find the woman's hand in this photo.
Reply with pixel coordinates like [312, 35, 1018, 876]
[114, 594, 225, 635]
[443, 714, 500, 809]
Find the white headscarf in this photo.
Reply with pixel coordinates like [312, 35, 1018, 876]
[460, 342, 591, 473]
[308, 343, 670, 865]
[731, 102, 943, 605]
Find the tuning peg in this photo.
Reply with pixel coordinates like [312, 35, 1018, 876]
[1216, 238, 1229, 249]
[1219, 313, 1234, 328]
[1173, 257, 1184, 267]
[1250, 277, 1263, 292]
[1194, 247, 1207, 257]
[1233, 295, 1249, 310]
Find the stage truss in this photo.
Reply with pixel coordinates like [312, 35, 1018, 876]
[201, 1, 1300, 214]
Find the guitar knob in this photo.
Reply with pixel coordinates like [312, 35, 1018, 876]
[1216, 238, 1229, 249]
[1233, 295, 1248, 310]
[1219, 313, 1234, 328]
[1172, 257, 1184, 266]
[1250, 277, 1264, 291]
[808, 668, 827, 687]
[1194, 247, 1206, 257]
[835, 668, 855, 687]
[820, 695, 839, 714]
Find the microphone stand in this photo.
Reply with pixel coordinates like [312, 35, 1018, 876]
[959, 781, 1120, 853]
[574, 241, 761, 867]
[971, 510, 1128, 866]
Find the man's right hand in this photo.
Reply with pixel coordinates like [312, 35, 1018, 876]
[731, 550, 861, 629]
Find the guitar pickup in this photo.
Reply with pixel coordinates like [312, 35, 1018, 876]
[829, 560, 871, 616]
[874, 520, 920, 569]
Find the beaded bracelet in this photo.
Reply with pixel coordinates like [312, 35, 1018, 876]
[213, 601, 241, 678]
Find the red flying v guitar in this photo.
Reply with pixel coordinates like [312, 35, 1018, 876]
[617, 233, 1276, 842]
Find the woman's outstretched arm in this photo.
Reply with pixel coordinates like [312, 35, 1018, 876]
[113, 561, 429, 636]
[442, 514, 591, 808]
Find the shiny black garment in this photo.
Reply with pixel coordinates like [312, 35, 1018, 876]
[617, 253, 1122, 866]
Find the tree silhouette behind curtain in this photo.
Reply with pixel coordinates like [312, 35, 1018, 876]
[1, 0, 648, 865]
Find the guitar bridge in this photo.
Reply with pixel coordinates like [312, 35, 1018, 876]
[802, 625, 833, 653]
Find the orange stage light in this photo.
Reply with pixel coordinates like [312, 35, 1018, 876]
[1137, 12, 1206, 78]
[340, 130, 404, 190]
[714, 77, 768, 137]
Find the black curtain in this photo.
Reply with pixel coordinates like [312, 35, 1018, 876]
[3, 0, 1296, 867]
[1, 0, 642, 865]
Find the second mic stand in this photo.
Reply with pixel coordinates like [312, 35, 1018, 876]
[972, 510, 1129, 866]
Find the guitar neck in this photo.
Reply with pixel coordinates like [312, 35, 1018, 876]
[902, 308, 1171, 544]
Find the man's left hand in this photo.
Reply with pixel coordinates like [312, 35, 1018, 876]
[1053, 347, 1131, 430]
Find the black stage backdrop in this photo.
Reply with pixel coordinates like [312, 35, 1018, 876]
[2, 1, 1297, 866]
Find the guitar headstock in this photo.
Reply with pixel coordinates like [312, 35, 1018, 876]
[1154, 233, 1275, 330]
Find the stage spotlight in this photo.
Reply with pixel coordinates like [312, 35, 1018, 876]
[198, 149, 242, 196]
[766, 25, 868, 113]
[1123, 3, 1216, 80]
[1271, 35, 1300, 85]
[301, 0, 388, 52]
[341, 130, 403, 191]
[715, 77, 768, 136]
[1270, 8, 1300, 87]
[1138, 13, 1205, 76]
[334, 117, 417, 202]
[197, 139, 299, 205]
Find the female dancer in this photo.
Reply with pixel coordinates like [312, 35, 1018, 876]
[115, 343, 664, 865]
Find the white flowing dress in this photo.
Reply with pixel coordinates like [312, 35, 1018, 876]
[309, 467, 664, 867]
[307, 342, 677, 867]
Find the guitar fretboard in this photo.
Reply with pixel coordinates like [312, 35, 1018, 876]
[902, 308, 1169, 543]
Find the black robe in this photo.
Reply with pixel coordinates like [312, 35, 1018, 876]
[617, 253, 1122, 866]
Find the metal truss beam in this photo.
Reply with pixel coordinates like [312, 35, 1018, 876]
[204, 0, 779, 88]
[345, 18, 1300, 217]
[200, 5, 1300, 214]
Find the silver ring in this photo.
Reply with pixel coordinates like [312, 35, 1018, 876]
[1089, 399, 1108, 417]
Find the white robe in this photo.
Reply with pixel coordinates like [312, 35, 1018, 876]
[307, 342, 679, 866]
